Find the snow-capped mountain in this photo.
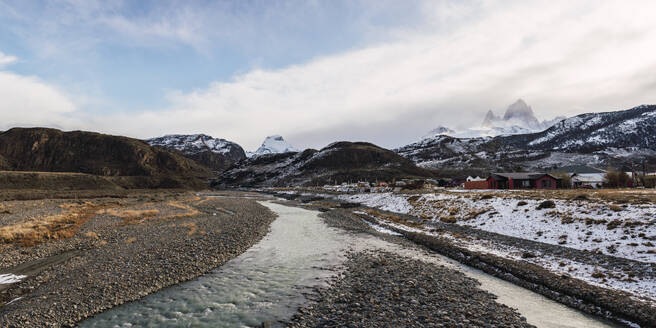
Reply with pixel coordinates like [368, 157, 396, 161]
[504, 104, 656, 152]
[146, 134, 246, 172]
[422, 126, 456, 139]
[425, 99, 564, 138]
[247, 135, 298, 157]
[396, 104, 656, 170]
[147, 134, 243, 155]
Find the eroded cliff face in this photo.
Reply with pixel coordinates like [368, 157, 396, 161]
[0, 128, 212, 188]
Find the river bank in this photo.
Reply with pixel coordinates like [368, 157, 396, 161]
[0, 192, 275, 327]
[272, 190, 653, 327]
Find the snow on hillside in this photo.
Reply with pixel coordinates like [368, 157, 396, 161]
[527, 105, 656, 151]
[146, 134, 239, 155]
[247, 135, 298, 157]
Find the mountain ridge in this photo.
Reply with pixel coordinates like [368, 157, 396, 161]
[396, 104, 656, 171]
[146, 134, 246, 172]
[0, 127, 211, 188]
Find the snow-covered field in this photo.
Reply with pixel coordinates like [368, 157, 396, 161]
[339, 191, 656, 263]
[338, 193, 413, 214]
[337, 190, 656, 301]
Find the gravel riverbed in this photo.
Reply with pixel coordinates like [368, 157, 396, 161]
[288, 250, 535, 328]
[0, 193, 275, 327]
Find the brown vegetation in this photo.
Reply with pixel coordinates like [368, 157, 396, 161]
[0, 202, 102, 246]
[603, 171, 632, 188]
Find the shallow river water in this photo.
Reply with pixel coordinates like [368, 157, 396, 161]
[79, 201, 618, 328]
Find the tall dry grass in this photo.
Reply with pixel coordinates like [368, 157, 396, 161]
[0, 202, 101, 246]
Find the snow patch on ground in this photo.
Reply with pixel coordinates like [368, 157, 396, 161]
[347, 192, 656, 263]
[363, 220, 402, 236]
[337, 193, 413, 214]
[0, 273, 26, 284]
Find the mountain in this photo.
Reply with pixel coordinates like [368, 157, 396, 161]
[427, 99, 564, 138]
[502, 105, 656, 152]
[0, 128, 212, 189]
[215, 141, 433, 187]
[146, 134, 245, 172]
[396, 104, 656, 171]
[247, 135, 298, 157]
[499, 99, 542, 129]
[422, 126, 456, 140]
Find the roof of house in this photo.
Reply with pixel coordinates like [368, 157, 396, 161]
[491, 172, 560, 180]
[572, 173, 606, 183]
[550, 165, 606, 174]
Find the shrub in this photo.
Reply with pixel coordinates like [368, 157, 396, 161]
[537, 200, 556, 209]
[604, 170, 632, 188]
[440, 216, 457, 224]
[609, 204, 623, 212]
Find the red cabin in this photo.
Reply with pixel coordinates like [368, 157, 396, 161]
[486, 173, 559, 190]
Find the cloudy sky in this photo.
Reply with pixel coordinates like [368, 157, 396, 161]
[1, 0, 655, 150]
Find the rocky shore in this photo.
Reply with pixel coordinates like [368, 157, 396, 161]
[0, 193, 275, 327]
[288, 250, 535, 328]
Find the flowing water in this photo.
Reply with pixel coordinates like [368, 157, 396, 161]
[79, 201, 618, 328]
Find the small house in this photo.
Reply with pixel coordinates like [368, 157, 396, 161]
[487, 172, 559, 190]
[571, 173, 605, 189]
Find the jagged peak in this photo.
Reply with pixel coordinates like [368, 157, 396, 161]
[503, 99, 536, 120]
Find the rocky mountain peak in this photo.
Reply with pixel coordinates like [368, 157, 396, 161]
[502, 99, 540, 128]
[482, 110, 499, 127]
[248, 135, 298, 157]
[422, 126, 456, 139]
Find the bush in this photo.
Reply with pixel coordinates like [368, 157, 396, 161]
[604, 171, 632, 188]
[537, 200, 556, 209]
[552, 172, 572, 188]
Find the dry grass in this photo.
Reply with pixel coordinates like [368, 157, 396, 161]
[126, 237, 137, 244]
[163, 200, 201, 220]
[608, 204, 623, 212]
[0, 206, 10, 214]
[99, 208, 160, 225]
[84, 231, 99, 239]
[181, 222, 198, 236]
[0, 201, 102, 246]
[361, 208, 423, 228]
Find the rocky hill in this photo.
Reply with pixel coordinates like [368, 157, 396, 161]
[397, 104, 656, 171]
[215, 141, 433, 187]
[146, 134, 246, 172]
[0, 128, 212, 189]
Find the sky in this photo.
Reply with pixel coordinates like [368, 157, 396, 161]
[1, 0, 656, 151]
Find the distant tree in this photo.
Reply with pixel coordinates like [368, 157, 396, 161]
[640, 175, 656, 188]
[552, 173, 571, 189]
[604, 171, 631, 188]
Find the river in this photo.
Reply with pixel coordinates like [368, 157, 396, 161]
[79, 201, 618, 328]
